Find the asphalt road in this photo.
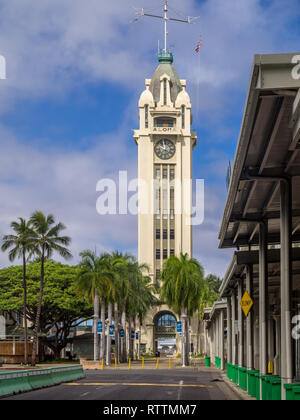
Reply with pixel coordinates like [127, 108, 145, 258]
[3, 368, 241, 401]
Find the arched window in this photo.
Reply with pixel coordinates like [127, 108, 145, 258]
[155, 313, 176, 327]
[163, 79, 167, 105]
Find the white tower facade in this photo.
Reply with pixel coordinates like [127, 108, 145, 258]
[134, 52, 198, 354]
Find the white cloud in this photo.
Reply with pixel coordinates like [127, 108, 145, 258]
[0, 124, 138, 267]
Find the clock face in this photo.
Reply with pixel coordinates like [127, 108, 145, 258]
[154, 139, 176, 160]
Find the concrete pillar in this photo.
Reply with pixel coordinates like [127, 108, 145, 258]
[227, 297, 232, 365]
[280, 180, 293, 398]
[253, 304, 260, 370]
[246, 265, 254, 370]
[213, 320, 216, 362]
[216, 315, 219, 361]
[238, 279, 244, 367]
[231, 292, 237, 365]
[268, 315, 275, 372]
[204, 321, 207, 356]
[259, 221, 268, 398]
[274, 316, 281, 375]
[220, 310, 225, 370]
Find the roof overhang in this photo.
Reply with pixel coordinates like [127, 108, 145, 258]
[208, 301, 227, 320]
[219, 247, 300, 298]
[219, 53, 300, 249]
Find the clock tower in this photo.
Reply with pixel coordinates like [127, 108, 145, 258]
[133, 51, 197, 354]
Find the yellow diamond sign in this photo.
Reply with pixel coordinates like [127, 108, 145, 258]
[240, 291, 253, 317]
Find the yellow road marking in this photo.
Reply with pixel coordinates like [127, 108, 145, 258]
[67, 382, 214, 389]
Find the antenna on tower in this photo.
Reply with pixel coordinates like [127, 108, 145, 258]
[131, 0, 199, 54]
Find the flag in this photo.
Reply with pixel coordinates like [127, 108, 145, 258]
[195, 36, 203, 53]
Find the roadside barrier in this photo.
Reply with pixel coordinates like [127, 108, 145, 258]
[27, 368, 54, 389]
[0, 365, 85, 398]
[155, 358, 159, 369]
[0, 370, 31, 396]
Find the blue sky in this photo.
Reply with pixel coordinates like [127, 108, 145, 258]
[0, 0, 300, 276]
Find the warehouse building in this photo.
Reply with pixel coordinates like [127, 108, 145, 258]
[215, 53, 300, 400]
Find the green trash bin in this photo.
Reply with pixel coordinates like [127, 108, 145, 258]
[284, 383, 300, 401]
[233, 365, 239, 384]
[268, 376, 281, 401]
[247, 370, 259, 398]
[260, 375, 273, 401]
[227, 363, 232, 380]
[255, 372, 260, 400]
[292, 386, 300, 401]
[239, 367, 247, 391]
[205, 356, 211, 367]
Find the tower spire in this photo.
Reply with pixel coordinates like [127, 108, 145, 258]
[164, 0, 168, 54]
[131, 1, 199, 59]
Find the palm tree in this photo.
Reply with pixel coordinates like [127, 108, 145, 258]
[76, 251, 114, 362]
[135, 274, 158, 359]
[160, 253, 204, 366]
[125, 260, 155, 360]
[30, 211, 72, 366]
[108, 252, 131, 364]
[1, 218, 37, 365]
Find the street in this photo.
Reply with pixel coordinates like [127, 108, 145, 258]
[3, 367, 242, 400]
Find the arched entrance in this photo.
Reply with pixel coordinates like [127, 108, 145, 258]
[153, 311, 177, 356]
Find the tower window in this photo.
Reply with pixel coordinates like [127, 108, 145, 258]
[170, 249, 175, 256]
[163, 168, 168, 179]
[170, 229, 175, 240]
[154, 117, 175, 128]
[163, 79, 167, 105]
[170, 209, 174, 220]
[145, 105, 149, 129]
[170, 168, 175, 180]
[163, 249, 168, 260]
[156, 168, 160, 179]
[182, 105, 185, 129]
[163, 229, 168, 240]
[170, 189, 174, 200]
[156, 229, 161, 240]
[156, 249, 161, 260]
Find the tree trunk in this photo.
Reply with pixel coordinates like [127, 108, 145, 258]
[31, 247, 45, 366]
[106, 302, 112, 365]
[121, 310, 127, 363]
[93, 290, 100, 361]
[100, 297, 106, 360]
[133, 318, 136, 360]
[22, 252, 28, 365]
[114, 303, 119, 364]
[138, 318, 142, 359]
[186, 317, 190, 366]
[181, 303, 186, 367]
[127, 317, 131, 360]
[196, 311, 200, 355]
